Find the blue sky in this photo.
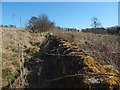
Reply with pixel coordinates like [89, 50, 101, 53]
[2, 2, 118, 29]
[118, 1, 120, 26]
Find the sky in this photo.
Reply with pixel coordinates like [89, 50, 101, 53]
[118, 1, 120, 26]
[1, 2, 118, 29]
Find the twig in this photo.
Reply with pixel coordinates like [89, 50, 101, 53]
[45, 73, 120, 82]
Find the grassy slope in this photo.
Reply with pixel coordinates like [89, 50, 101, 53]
[1, 27, 47, 87]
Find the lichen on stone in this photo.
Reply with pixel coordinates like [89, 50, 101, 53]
[39, 36, 120, 89]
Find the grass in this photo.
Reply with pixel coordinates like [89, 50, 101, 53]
[1, 27, 120, 88]
[50, 29, 120, 73]
[1, 27, 47, 87]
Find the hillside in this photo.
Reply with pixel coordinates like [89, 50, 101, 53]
[1, 27, 47, 88]
[1, 27, 120, 89]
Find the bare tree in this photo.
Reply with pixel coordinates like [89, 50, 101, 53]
[36, 14, 55, 32]
[27, 14, 55, 32]
[28, 16, 38, 29]
[91, 17, 102, 28]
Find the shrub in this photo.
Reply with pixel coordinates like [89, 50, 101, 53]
[27, 14, 55, 33]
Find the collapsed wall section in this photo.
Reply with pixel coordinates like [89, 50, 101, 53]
[40, 35, 120, 89]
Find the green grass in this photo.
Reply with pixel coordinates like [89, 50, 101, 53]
[2, 69, 19, 87]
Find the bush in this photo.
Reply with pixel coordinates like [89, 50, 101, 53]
[27, 14, 55, 33]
